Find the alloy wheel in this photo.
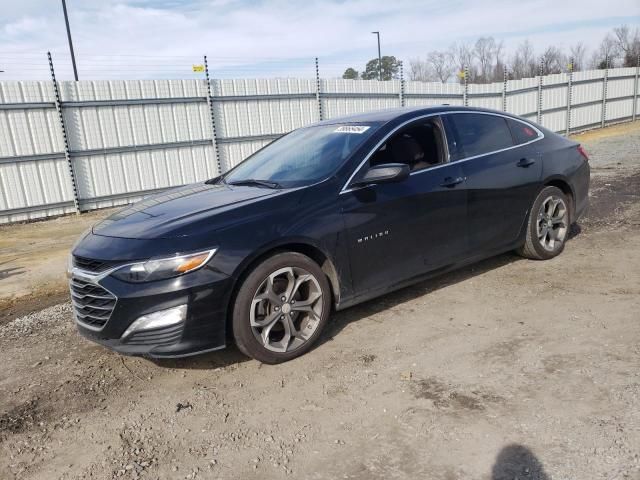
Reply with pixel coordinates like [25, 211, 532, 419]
[249, 266, 324, 353]
[536, 195, 568, 252]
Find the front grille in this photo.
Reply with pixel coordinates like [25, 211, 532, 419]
[73, 256, 117, 273]
[70, 277, 116, 329]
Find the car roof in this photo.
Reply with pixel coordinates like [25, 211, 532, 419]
[315, 105, 522, 126]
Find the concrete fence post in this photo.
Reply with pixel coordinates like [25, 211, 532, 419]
[315, 57, 323, 121]
[537, 60, 544, 125]
[633, 54, 639, 122]
[48, 51, 80, 214]
[399, 61, 405, 107]
[204, 55, 222, 175]
[601, 56, 609, 128]
[463, 65, 469, 107]
[565, 59, 574, 136]
[502, 65, 508, 112]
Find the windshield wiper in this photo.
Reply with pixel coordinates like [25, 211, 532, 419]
[227, 179, 282, 189]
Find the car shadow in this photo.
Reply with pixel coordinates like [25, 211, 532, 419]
[322, 221, 585, 349]
[318, 251, 522, 349]
[491, 444, 550, 480]
[569, 222, 582, 239]
[151, 344, 251, 370]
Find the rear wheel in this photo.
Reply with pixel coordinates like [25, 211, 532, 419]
[517, 186, 570, 260]
[232, 252, 331, 364]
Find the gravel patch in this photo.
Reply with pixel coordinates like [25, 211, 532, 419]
[0, 303, 73, 341]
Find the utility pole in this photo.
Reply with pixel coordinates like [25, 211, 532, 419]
[372, 31, 382, 80]
[61, 0, 79, 81]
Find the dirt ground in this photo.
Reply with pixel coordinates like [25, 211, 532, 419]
[1, 122, 639, 480]
[0, 209, 118, 323]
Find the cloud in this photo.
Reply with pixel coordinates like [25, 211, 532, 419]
[0, 0, 638, 79]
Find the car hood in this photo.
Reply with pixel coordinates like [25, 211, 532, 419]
[92, 182, 282, 239]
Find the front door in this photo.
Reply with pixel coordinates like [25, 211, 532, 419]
[340, 117, 468, 297]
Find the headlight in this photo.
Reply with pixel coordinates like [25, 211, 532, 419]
[111, 249, 216, 283]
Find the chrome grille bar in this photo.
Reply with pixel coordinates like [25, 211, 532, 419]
[69, 271, 117, 331]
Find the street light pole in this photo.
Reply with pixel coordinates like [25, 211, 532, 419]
[372, 31, 382, 80]
[61, 0, 79, 81]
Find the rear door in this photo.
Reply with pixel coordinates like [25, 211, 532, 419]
[445, 113, 543, 255]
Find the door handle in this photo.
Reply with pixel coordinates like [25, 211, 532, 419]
[517, 158, 536, 168]
[440, 176, 465, 188]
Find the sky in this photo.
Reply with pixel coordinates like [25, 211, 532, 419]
[0, 0, 639, 80]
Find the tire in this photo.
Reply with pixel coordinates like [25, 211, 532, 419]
[232, 252, 331, 364]
[517, 186, 571, 260]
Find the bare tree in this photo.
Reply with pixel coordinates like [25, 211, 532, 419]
[540, 46, 566, 75]
[426, 51, 454, 82]
[407, 58, 431, 82]
[590, 34, 620, 68]
[569, 43, 587, 71]
[474, 36, 497, 82]
[613, 25, 630, 52]
[449, 42, 475, 82]
[510, 40, 537, 79]
[493, 39, 506, 81]
[613, 24, 640, 66]
[345, 25, 640, 86]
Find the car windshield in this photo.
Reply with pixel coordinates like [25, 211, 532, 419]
[223, 124, 377, 188]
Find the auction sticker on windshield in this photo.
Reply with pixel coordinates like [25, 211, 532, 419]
[334, 125, 371, 134]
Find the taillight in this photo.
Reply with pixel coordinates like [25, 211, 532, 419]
[577, 145, 589, 162]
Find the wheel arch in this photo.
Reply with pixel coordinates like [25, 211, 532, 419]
[225, 238, 341, 339]
[543, 176, 575, 221]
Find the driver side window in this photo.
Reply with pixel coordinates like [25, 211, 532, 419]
[369, 117, 447, 172]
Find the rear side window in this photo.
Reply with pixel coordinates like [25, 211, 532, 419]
[508, 119, 540, 145]
[449, 113, 514, 159]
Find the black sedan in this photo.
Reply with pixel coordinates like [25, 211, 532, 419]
[69, 106, 590, 363]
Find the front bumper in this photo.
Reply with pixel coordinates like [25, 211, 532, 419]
[70, 263, 234, 358]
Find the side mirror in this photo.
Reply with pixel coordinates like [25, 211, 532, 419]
[351, 163, 410, 187]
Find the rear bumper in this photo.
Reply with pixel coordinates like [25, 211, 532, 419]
[573, 160, 590, 222]
[71, 265, 233, 358]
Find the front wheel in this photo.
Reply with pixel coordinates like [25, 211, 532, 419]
[232, 252, 331, 364]
[517, 186, 571, 260]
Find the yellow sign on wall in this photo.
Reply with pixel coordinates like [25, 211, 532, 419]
[192, 65, 205, 73]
